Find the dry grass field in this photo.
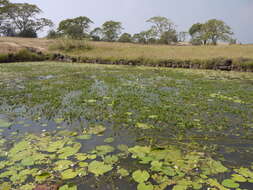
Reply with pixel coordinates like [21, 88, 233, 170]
[70, 41, 253, 60]
[1, 37, 253, 60]
[0, 37, 53, 54]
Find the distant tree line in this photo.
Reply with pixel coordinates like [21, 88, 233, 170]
[1, 1, 236, 45]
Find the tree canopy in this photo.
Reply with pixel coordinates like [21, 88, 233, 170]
[0, 1, 53, 37]
[147, 16, 175, 39]
[58, 16, 93, 39]
[189, 19, 233, 45]
[101, 21, 123, 42]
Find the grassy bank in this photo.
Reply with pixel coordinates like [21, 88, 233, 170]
[68, 41, 253, 60]
[1, 37, 253, 71]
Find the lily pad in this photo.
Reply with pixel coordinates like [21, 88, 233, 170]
[88, 125, 106, 135]
[137, 183, 154, 190]
[88, 161, 112, 176]
[76, 153, 88, 161]
[221, 179, 239, 188]
[76, 135, 91, 140]
[61, 169, 79, 180]
[54, 160, 73, 171]
[104, 137, 114, 143]
[132, 170, 150, 183]
[231, 174, 247, 182]
[95, 145, 115, 156]
[0, 119, 11, 128]
[0, 182, 11, 190]
[136, 123, 153, 129]
[117, 168, 129, 177]
[58, 143, 81, 159]
[35, 172, 51, 183]
[104, 155, 119, 164]
[59, 184, 77, 190]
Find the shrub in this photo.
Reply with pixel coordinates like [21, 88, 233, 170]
[0, 49, 47, 63]
[0, 54, 9, 63]
[47, 30, 61, 39]
[18, 28, 38, 38]
[49, 39, 93, 52]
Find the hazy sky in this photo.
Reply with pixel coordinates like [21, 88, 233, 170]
[12, 0, 253, 43]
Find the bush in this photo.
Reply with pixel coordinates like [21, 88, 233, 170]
[18, 28, 38, 38]
[0, 54, 9, 63]
[47, 30, 61, 39]
[49, 39, 93, 52]
[0, 49, 47, 63]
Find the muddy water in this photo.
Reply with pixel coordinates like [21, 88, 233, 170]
[0, 62, 253, 190]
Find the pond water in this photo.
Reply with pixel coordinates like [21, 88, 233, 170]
[0, 62, 253, 190]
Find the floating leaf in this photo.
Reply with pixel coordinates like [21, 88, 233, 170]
[58, 143, 81, 159]
[76, 135, 91, 140]
[19, 183, 35, 190]
[136, 123, 153, 129]
[88, 125, 106, 135]
[21, 157, 35, 166]
[132, 170, 150, 183]
[137, 183, 154, 190]
[234, 167, 253, 178]
[222, 179, 239, 188]
[54, 160, 73, 171]
[104, 155, 118, 164]
[231, 174, 247, 182]
[79, 162, 88, 168]
[172, 185, 188, 190]
[0, 182, 11, 190]
[88, 161, 112, 176]
[35, 172, 51, 183]
[87, 99, 96, 103]
[59, 184, 77, 190]
[46, 140, 66, 153]
[95, 145, 115, 156]
[117, 168, 129, 177]
[61, 169, 79, 180]
[54, 118, 64, 124]
[76, 153, 88, 161]
[0, 119, 11, 128]
[117, 144, 128, 152]
[104, 137, 114, 143]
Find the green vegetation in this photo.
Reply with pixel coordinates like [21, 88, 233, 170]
[57, 16, 93, 39]
[0, 49, 48, 63]
[49, 39, 93, 52]
[0, 0, 53, 37]
[0, 62, 253, 189]
[189, 19, 234, 45]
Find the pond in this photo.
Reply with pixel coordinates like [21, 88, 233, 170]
[0, 62, 253, 190]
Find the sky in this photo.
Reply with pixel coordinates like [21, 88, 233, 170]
[12, 0, 253, 43]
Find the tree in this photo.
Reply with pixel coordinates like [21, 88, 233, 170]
[178, 31, 188, 42]
[102, 21, 123, 42]
[146, 16, 175, 39]
[189, 20, 233, 45]
[58, 16, 93, 39]
[203, 19, 233, 45]
[189, 23, 207, 45]
[159, 30, 178, 44]
[118, 33, 132, 43]
[90, 27, 103, 41]
[18, 27, 37, 38]
[1, 2, 53, 37]
[132, 33, 145, 44]
[132, 30, 156, 44]
[47, 29, 60, 39]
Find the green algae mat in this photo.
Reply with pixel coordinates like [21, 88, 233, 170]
[0, 62, 253, 190]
